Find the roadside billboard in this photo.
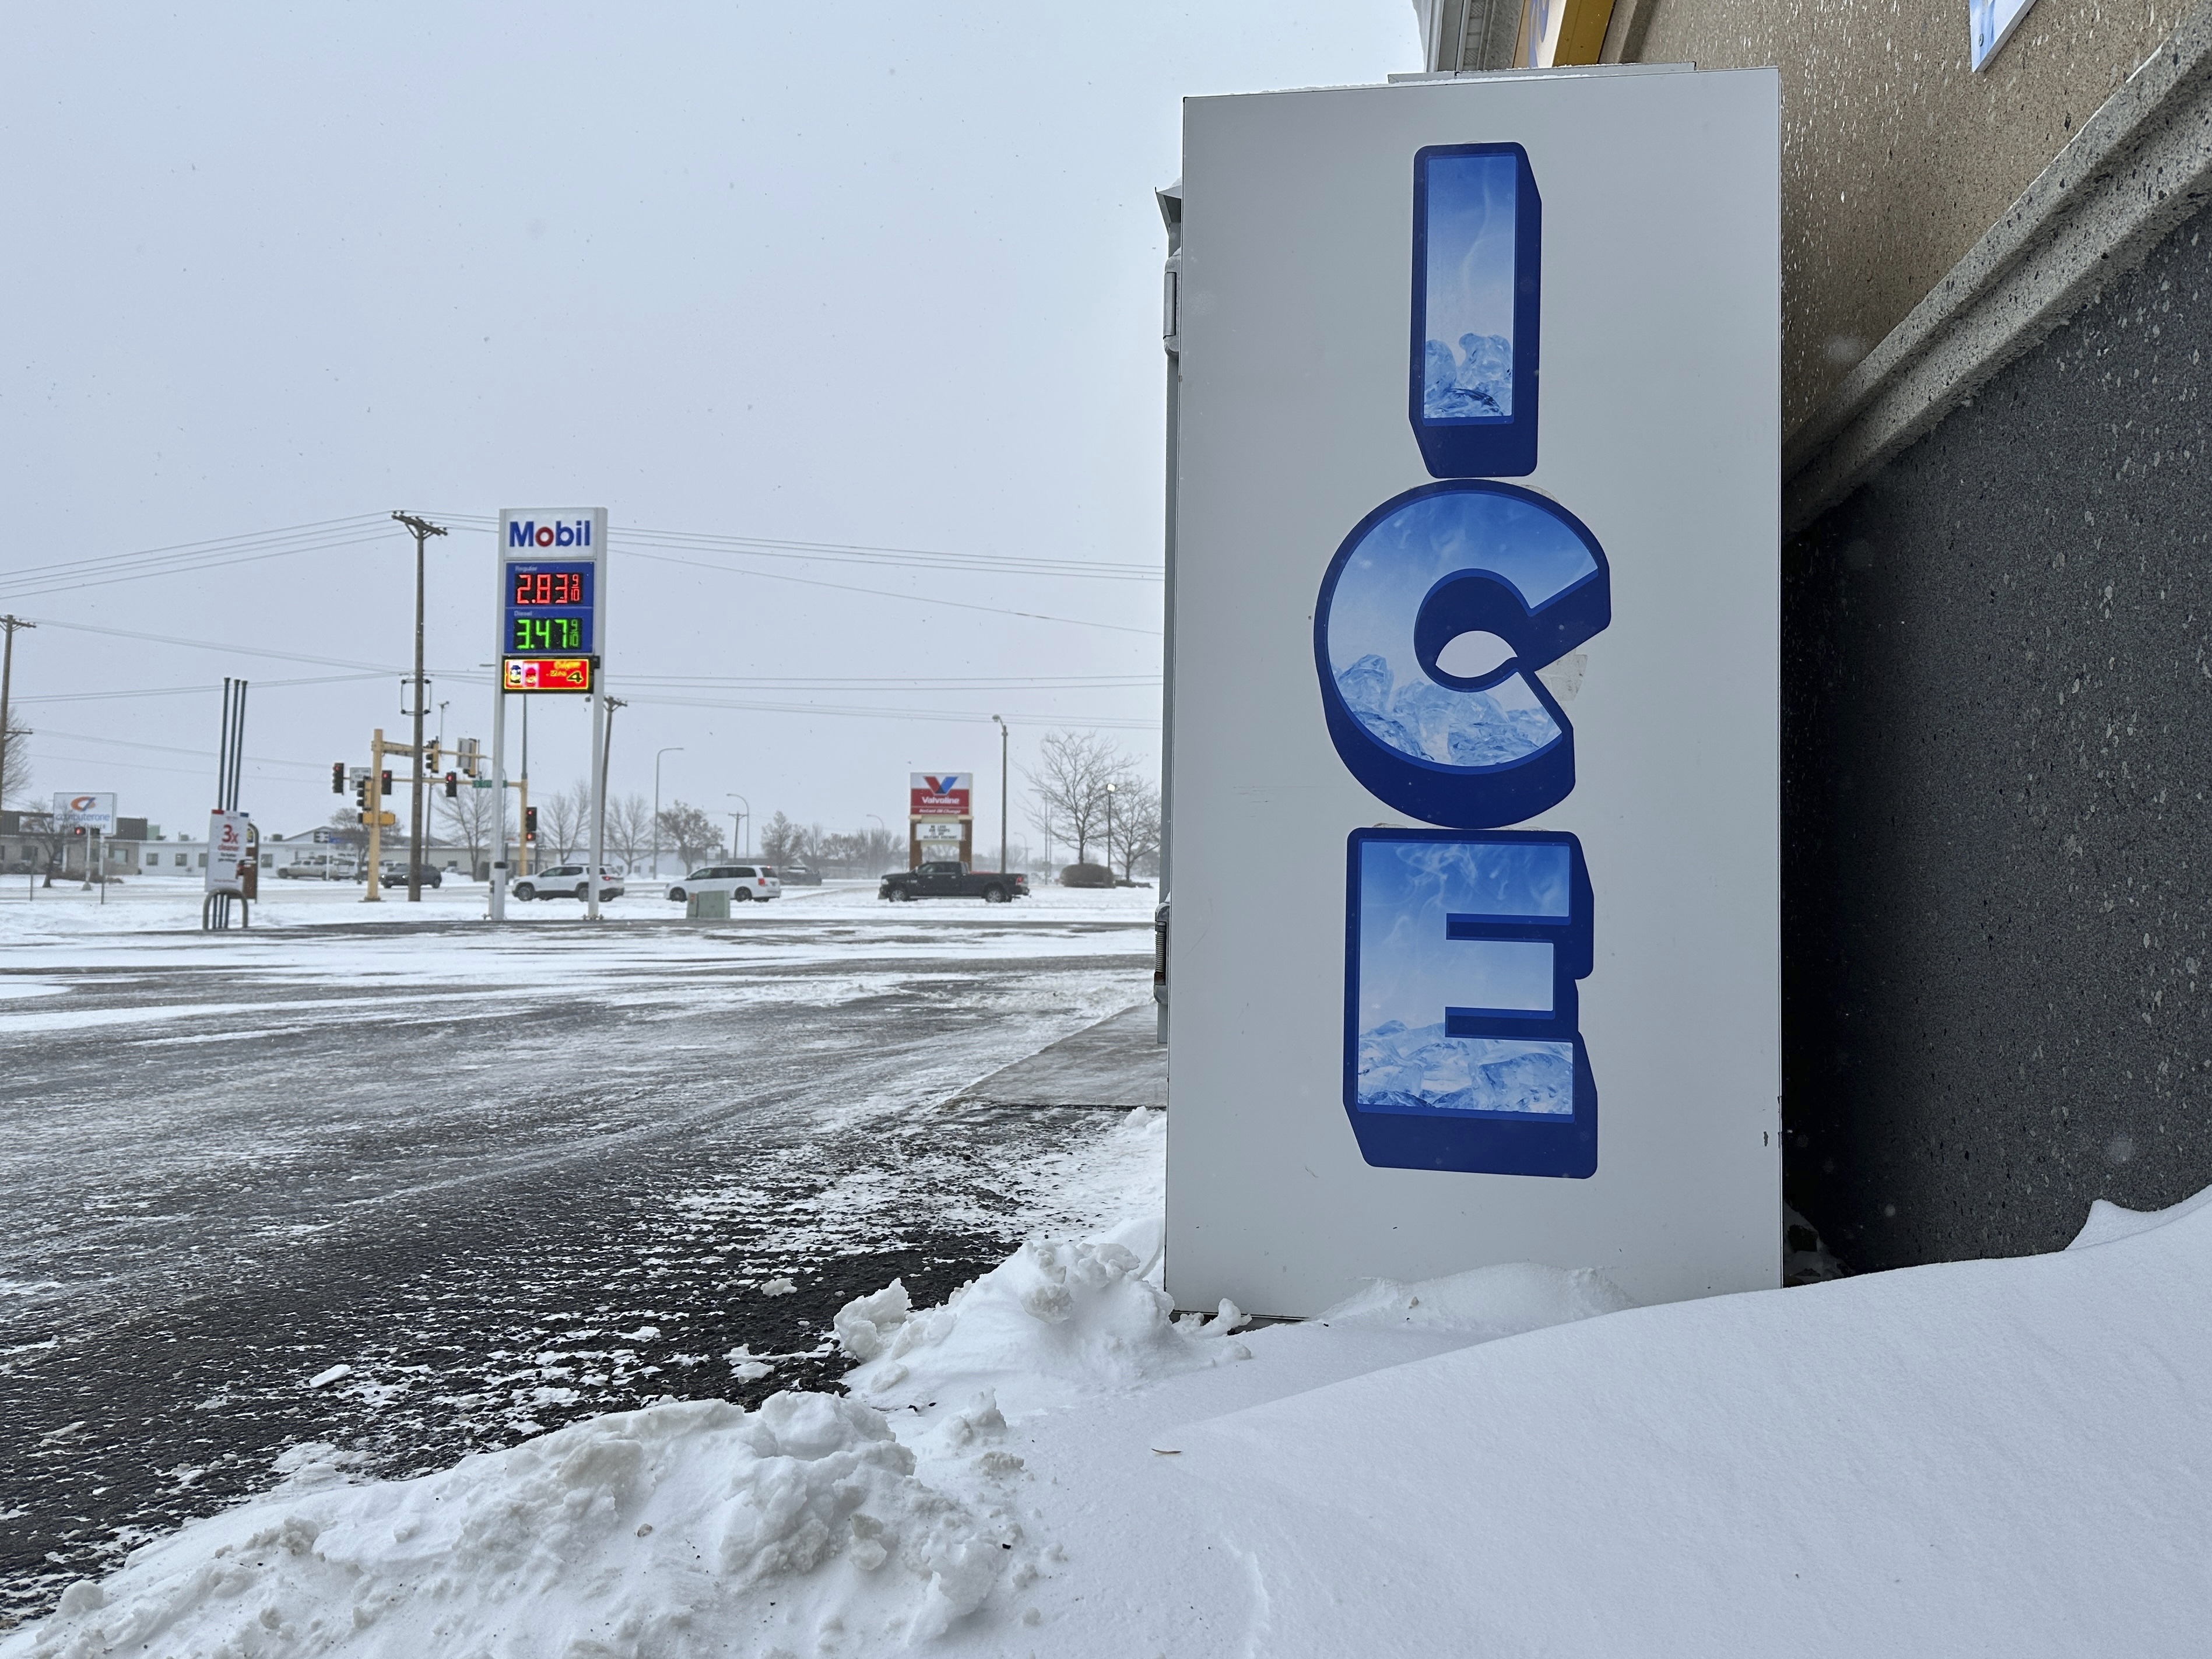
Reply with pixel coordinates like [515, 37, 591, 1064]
[53, 792, 117, 833]
[910, 774, 970, 817]
[206, 811, 251, 895]
[1167, 67, 1781, 1313]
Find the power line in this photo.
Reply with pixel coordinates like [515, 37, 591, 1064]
[622, 691, 1160, 730]
[624, 549, 1161, 636]
[436, 511, 1160, 583]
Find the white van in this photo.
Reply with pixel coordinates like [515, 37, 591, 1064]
[667, 863, 781, 904]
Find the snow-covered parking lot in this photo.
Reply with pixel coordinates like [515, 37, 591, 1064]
[0, 879, 1162, 1626]
[7, 879, 2212, 1656]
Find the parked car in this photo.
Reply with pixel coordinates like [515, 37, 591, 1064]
[666, 864, 781, 904]
[278, 855, 351, 880]
[878, 862, 1028, 903]
[512, 864, 623, 902]
[378, 862, 443, 888]
[777, 863, 823, 887]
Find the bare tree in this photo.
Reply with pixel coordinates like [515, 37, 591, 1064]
[604, 792, 652, 874]
[819, 823, 897, 876]
[1112, 779, 1162, 881]
[17, 809, 65, 887]
[542, 780, 590, 864]
[656, 800, 726, 870]
[760, 811, 823, 870]
[0, 715, 30, 809]
[1024, 730, 1125, 866]
[435, 784, 495, 877]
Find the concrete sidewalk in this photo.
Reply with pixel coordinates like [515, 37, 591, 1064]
[951, 1003, 1167, 1110]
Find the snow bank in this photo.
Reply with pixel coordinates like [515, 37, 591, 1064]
[1316, 1259, 1635, 1334]
[2, 1393, 1037, 1658]
[838, 1225, 1252, 1420]
[19, 1151, 2212, 1658]
[1142, 1189, 2212, 1657]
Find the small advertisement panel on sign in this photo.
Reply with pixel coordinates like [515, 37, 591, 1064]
[53, 792, 117, 833]
[206, 811, 250, 895]
[503, 657, 595, 694]
[909, 774, 970, 817]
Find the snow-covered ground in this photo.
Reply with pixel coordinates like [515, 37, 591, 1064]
[0, 876, 1157, 946]
[8, 1094, 2210, 1656]
[1, 882, 1162, 1626]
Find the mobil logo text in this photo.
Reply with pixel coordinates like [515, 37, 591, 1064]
[505, 519, 595, 550]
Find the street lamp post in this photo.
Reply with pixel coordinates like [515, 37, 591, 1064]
[865, 813, 886, 877]
[726, 793, 749, 860]
[992, 715, 1009, 873]
[653, 746, 684, 882]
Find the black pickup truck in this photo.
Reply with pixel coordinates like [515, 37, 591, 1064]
[878, 861, 1029, 904]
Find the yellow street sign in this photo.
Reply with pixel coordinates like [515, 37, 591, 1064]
[357, 811, 398, 827]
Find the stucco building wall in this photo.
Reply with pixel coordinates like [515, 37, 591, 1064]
[1631, 0, 2172, 430]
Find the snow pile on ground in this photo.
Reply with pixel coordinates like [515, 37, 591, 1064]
[1316, 1258, 1635, 1334]
[15, 1129, 2212, 1656]
[2, 1393, 1036, 1658]
[838, 1224, 1251, 1419]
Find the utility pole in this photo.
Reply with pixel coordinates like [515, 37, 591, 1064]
[992, 715, 1009, 873]
[0, 616, 32, 808]
[392, 512, 447, 901]
[597, 695, 626, 891]
[654, 746, 683, 882]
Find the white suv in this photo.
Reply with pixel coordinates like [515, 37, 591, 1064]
[512, 864, 624, 902]
[666, 864, 781, 904]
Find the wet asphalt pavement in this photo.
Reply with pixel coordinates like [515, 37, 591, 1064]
[0, 894, 1154, 1628]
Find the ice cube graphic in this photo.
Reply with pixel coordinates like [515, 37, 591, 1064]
[1356, 1021, 1574, 1116]
[1421, 333, 1512, 421]
[1335, 654, 1560, 769]
[1343, 830, 1595, 1176]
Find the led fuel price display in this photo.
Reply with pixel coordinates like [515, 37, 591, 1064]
[501, 561, 596, 657]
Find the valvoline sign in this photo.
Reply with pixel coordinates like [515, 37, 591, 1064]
[910, 773, 970, 817]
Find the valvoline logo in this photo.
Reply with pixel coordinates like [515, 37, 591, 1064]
[507, 519, 594, 550]
[925, 775, 964, 795]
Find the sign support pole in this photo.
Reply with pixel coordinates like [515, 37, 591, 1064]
[585, 676, 606, 921]
[490, 690, 508, 923]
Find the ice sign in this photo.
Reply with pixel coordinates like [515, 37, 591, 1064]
[1410, 143, 1540, 480]
[1343, 829, 1596, 1177]
[1314, 480, 1609, 828]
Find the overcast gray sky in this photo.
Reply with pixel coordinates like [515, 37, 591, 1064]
[2, 3, 1419, 856]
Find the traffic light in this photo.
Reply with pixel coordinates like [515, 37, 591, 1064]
[380, 769, 393, 797]
[332, 762, 346, 795]
[355, 776, 371, 809]
[524, 806, 539, 842]
[426, 741, 441, 771]
[443, 771, 458, 799]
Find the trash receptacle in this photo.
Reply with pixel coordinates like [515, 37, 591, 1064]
[687, 888, 729, 920]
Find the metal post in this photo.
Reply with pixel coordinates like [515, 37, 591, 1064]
[654, 746, 683, 883]
[585, 684, 606, 921]
[727, 793, 749, 859]
[993, 715, 1009, 871]
[365, 730, 386, 903]
[490, 685, 508, 923]
[392, 514, 447, 902]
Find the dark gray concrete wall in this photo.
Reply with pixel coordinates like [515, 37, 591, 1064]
[1785, 200, 2212, 1271]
